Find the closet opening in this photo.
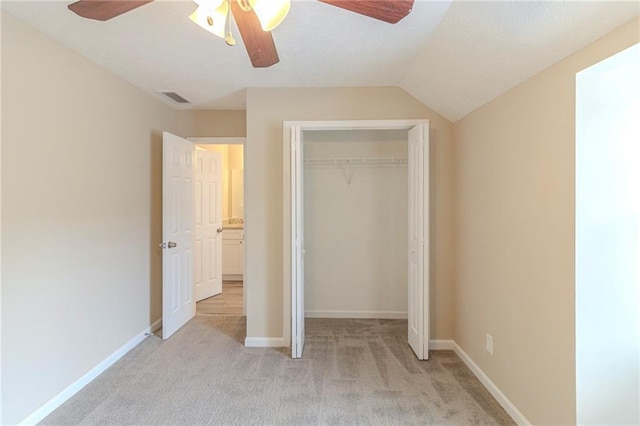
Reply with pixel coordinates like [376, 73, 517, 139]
[303, 129, 409, 319]
[284, 120, 430, 360]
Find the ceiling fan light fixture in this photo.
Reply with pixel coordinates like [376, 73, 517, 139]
[190, 2, 228, 39]
[248, 0, 290, 31]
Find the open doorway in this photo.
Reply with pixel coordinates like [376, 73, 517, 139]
[190, 137, 246, 317]
[284, 120, 430, 360]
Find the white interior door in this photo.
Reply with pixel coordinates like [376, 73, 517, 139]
[291, 126, 305, 358]
[195, 150, 223, 302]
[408, 124, 428, 360]
[162, 132, 196, 339]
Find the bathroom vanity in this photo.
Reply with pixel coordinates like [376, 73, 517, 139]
[222, 227, 244, 281]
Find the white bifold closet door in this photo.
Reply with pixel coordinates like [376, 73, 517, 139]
[407, 125, 428, 360]
[291, 126, 305, 358]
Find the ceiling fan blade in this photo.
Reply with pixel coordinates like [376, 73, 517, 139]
[319, 0, 414, 24]
[68, 1, 153, 21]
[230, 1, 279, 68]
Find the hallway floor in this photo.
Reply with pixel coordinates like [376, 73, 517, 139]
[196, 281, 243, 316]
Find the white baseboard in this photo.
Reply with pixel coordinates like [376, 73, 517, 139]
[222, 274, 243, 282]
[18, 318, 162, 426]
[452, 342, 531, 425]
[244, 336, 288, 347]
[148, 318, 162, 334]
[429, 339, 454, 350]
[305, 310, 408, 319]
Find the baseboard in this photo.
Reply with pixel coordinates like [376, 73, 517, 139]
[18, 318, 162, 426]
[429, 339, 454, 350]
[452, 342, 531, 425]
[244, 336, 288, 347]
[305, 310, 408, 319]
[148, 318, 162, 334]
[222, 274, 243, 282]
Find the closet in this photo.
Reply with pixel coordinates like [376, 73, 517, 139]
[287, 120, 429, 360]
[303, 129, 409, 319]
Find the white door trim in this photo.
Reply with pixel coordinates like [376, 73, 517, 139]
[282, 119, 430, 355]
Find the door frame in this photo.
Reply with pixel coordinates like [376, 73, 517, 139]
[189, 137, 247, 316]
[282, 119, 430, 356]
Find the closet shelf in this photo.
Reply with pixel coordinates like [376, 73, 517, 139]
[304, 157, 408, 167]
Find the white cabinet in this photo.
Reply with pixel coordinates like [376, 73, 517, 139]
[222, 229, 244, 280]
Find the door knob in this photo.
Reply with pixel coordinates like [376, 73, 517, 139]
[167, 241, 177, 248]
[217, 228, 223, 233]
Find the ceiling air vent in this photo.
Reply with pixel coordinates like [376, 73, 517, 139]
[159, 91, 191, 104]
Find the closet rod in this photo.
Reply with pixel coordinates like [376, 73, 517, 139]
[304, 157, 407, 166]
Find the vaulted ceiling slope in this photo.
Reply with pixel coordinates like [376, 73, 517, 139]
[2, 1, 639, 122]
[402, 1, 640, 121]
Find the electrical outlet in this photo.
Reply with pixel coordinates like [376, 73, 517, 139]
[486, 333, 494, 355]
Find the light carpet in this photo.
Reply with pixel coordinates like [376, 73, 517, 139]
[41, 316, 514, 425]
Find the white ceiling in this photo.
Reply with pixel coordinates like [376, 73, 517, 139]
[3, 1, 639, 121]
[402, 1, 640, 121]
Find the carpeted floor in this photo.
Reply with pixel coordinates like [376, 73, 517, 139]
[41, 317, 514, 425]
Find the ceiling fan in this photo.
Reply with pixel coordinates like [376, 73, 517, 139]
[67, 0, 415, 68]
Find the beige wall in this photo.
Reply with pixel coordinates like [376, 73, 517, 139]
[452, 17, 640, 425]
[1, 12, 177, 424]
[199, 144, 245, 220]
[228, 145, 244, 219]
[177, 110, 246, 138]
[228, 144, 244, 170]
[245, 87, 454, 340]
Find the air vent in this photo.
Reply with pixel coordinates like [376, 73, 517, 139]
[159, 92, 191, 104]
